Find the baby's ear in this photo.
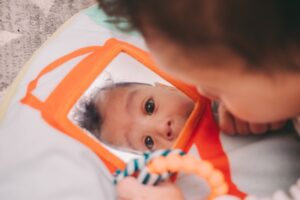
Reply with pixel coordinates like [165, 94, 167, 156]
[154, 82, 177, 91]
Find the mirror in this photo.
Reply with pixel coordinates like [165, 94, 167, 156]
[68, 52, 195, 162]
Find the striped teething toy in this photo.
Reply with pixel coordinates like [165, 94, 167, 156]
[113, 149, 229, 200]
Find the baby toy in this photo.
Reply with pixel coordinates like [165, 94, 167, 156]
[114, 149, 300, 200]
[114, 149, 229, 200]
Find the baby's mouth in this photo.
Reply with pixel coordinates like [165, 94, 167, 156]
[167, 131, 172, 138]
[168, 126, 181, 141]
[167, 130, 175, 140]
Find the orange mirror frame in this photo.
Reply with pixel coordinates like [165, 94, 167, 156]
[21, 38, 206, 172]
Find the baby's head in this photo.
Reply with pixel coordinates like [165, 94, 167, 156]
[97, 0, 300, 124]
[75, 82, 194, 152]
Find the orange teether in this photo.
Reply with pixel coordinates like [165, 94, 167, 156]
[147, 154, 228, 199]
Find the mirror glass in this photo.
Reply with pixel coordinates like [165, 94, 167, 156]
[68, 53, 195, 162]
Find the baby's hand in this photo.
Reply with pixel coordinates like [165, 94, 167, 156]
[217, 103, 286, 135]
[117, 177, 184, 200]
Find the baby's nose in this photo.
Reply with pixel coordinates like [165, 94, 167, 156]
[158, 120, 175, 140]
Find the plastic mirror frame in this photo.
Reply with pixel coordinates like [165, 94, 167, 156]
[21, 38, 206, 172]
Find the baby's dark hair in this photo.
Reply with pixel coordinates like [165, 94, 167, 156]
[97, 0, 300, 71]
[74, 88, 102, 139]
[74, 82, 150, 139]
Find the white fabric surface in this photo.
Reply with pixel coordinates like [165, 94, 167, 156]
[0, 7, 299, 200]
[0, 106, 116, 200]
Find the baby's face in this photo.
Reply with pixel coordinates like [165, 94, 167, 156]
[97, 84, 194, 152]
[146, 35, 300, 123]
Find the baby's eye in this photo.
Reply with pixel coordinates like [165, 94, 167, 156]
[144, 136, 154, 150]
[144, 98, 155, 115]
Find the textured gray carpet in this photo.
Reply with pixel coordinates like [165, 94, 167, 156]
[0, 0, 95, 100]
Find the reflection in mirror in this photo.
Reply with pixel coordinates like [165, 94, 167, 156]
[69, 53, 194, 160]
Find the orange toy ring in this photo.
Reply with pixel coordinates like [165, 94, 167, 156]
[147, 154, 229, 200]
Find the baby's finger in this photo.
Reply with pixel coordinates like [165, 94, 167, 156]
[218, 104, 236, 135]
[233, 117, 250, 135]
[117, 177, 138, 200]
[117, 177, 183, 200]
[215, 195, 240, 200]
[249, 123, 268, 135]
[270, 121, 286, 131]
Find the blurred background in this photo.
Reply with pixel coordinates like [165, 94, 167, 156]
[0, 0, 96, 100]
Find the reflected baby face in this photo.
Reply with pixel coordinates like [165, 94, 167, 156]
[97, 84, 194, 152]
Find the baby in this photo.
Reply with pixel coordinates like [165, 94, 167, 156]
[74, 82, 194, 152]
[96, 1, 300, 199]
